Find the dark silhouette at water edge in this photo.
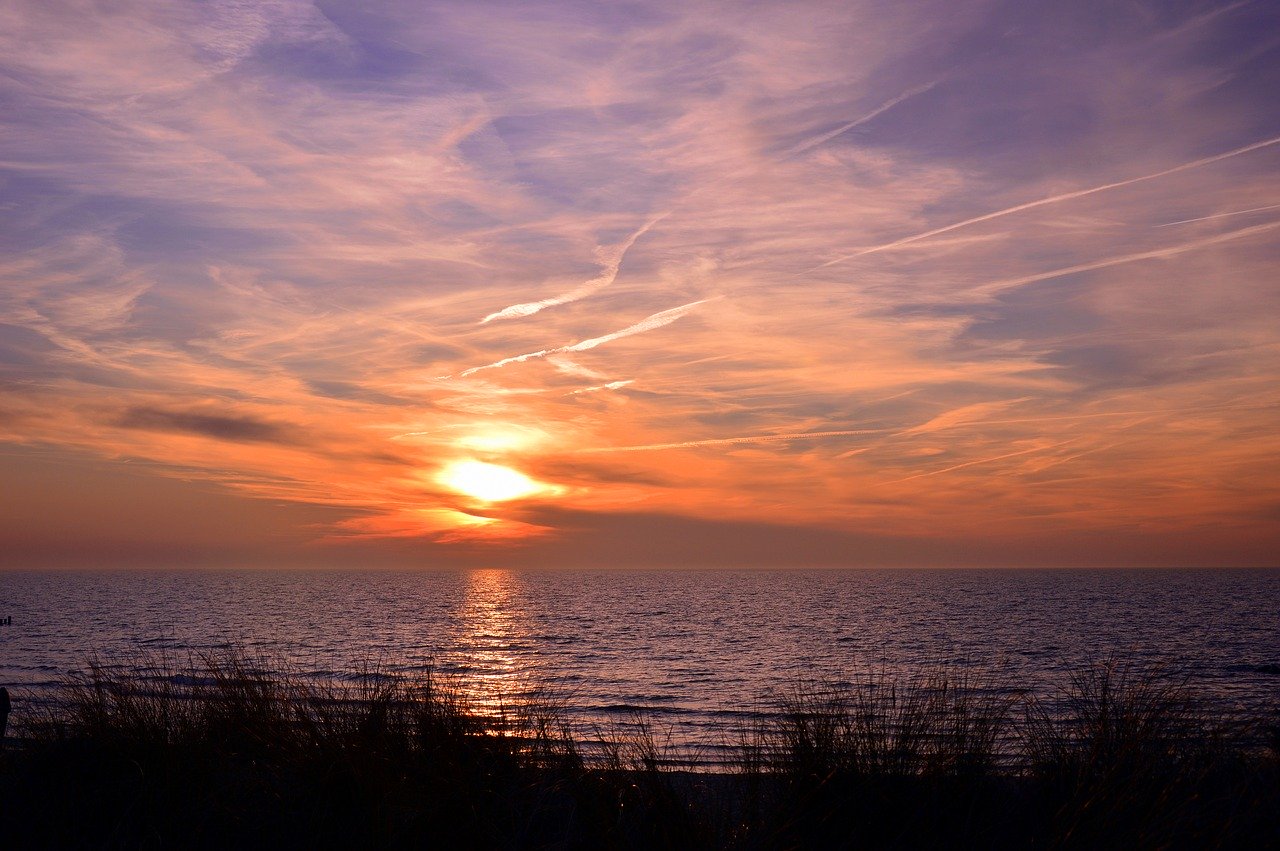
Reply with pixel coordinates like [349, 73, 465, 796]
[0, 687, 9, 747]
[1, 649, 1276, 849]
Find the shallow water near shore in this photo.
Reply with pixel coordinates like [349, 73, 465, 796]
[2, 568, 1278, 758]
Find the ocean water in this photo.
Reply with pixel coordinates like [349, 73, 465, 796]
[2, 569, 1278, 758]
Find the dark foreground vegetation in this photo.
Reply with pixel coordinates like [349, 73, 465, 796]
[1, 653, 1277, 849]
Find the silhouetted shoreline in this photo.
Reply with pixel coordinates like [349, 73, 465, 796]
[1, 649, 1277, 848]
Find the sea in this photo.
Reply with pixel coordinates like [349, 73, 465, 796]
[2, 568, 1278, 761]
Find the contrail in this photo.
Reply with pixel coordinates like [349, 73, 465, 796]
[924, 410, 1175, 429]
[577, 401, 1279, 454]
[968, 219, 1280, 297]
[579, 428, 887, 453]
[785, 81, 939, 158]
[579, 409, 1149, 453]
[885, 438, 1081, 484]
[815, 134, 1280, 269]
[481, 212, 669, 323]
[946, 401, 1280, 428]
[456, 298, 712, 377]
[579, 411, 1147, 453]
[1158, 202, 1280, 227]
[549, 356, 607, 380]
[568, 380, 634, 395]
[565, 298, 712, 351]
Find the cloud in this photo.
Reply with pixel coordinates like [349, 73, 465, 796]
[115, 407, 297, 445]
[581, 427, 887, 453]
[457, 298, 714, 377]
[784, 80, 940, 157]
[568, 380, 634, 395]
[902, 398, 1031, 434]
[968, 219, 1280, 298]
[1158, 203, 1280, 227]
[884, 438, 1082, 484]
[481, 212, 669, 323]
[816, 134, 1280, 269]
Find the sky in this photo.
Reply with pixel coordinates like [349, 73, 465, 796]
[1, 0, 1279, 568]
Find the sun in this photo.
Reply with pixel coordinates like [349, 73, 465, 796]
[438, 460, 544, 502]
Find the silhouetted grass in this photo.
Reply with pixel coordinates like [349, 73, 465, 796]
[1019, 662, 1277, 849]
[734, 662, 1279, 849]
[1, 652, 1276, 849]
[756, 667, 1014, 780]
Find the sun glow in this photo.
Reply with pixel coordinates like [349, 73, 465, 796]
[455, 425, 548, 453]
[438, 460, 544, 502]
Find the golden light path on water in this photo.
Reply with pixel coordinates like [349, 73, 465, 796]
[447, 569, 534, 727]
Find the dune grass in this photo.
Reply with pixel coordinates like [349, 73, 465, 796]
[1, 652, 1276, 849]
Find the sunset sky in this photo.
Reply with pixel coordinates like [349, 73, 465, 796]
[1, 0, 1278, 568]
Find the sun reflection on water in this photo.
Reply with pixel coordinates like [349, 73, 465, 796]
[447, 569, 535, 722]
